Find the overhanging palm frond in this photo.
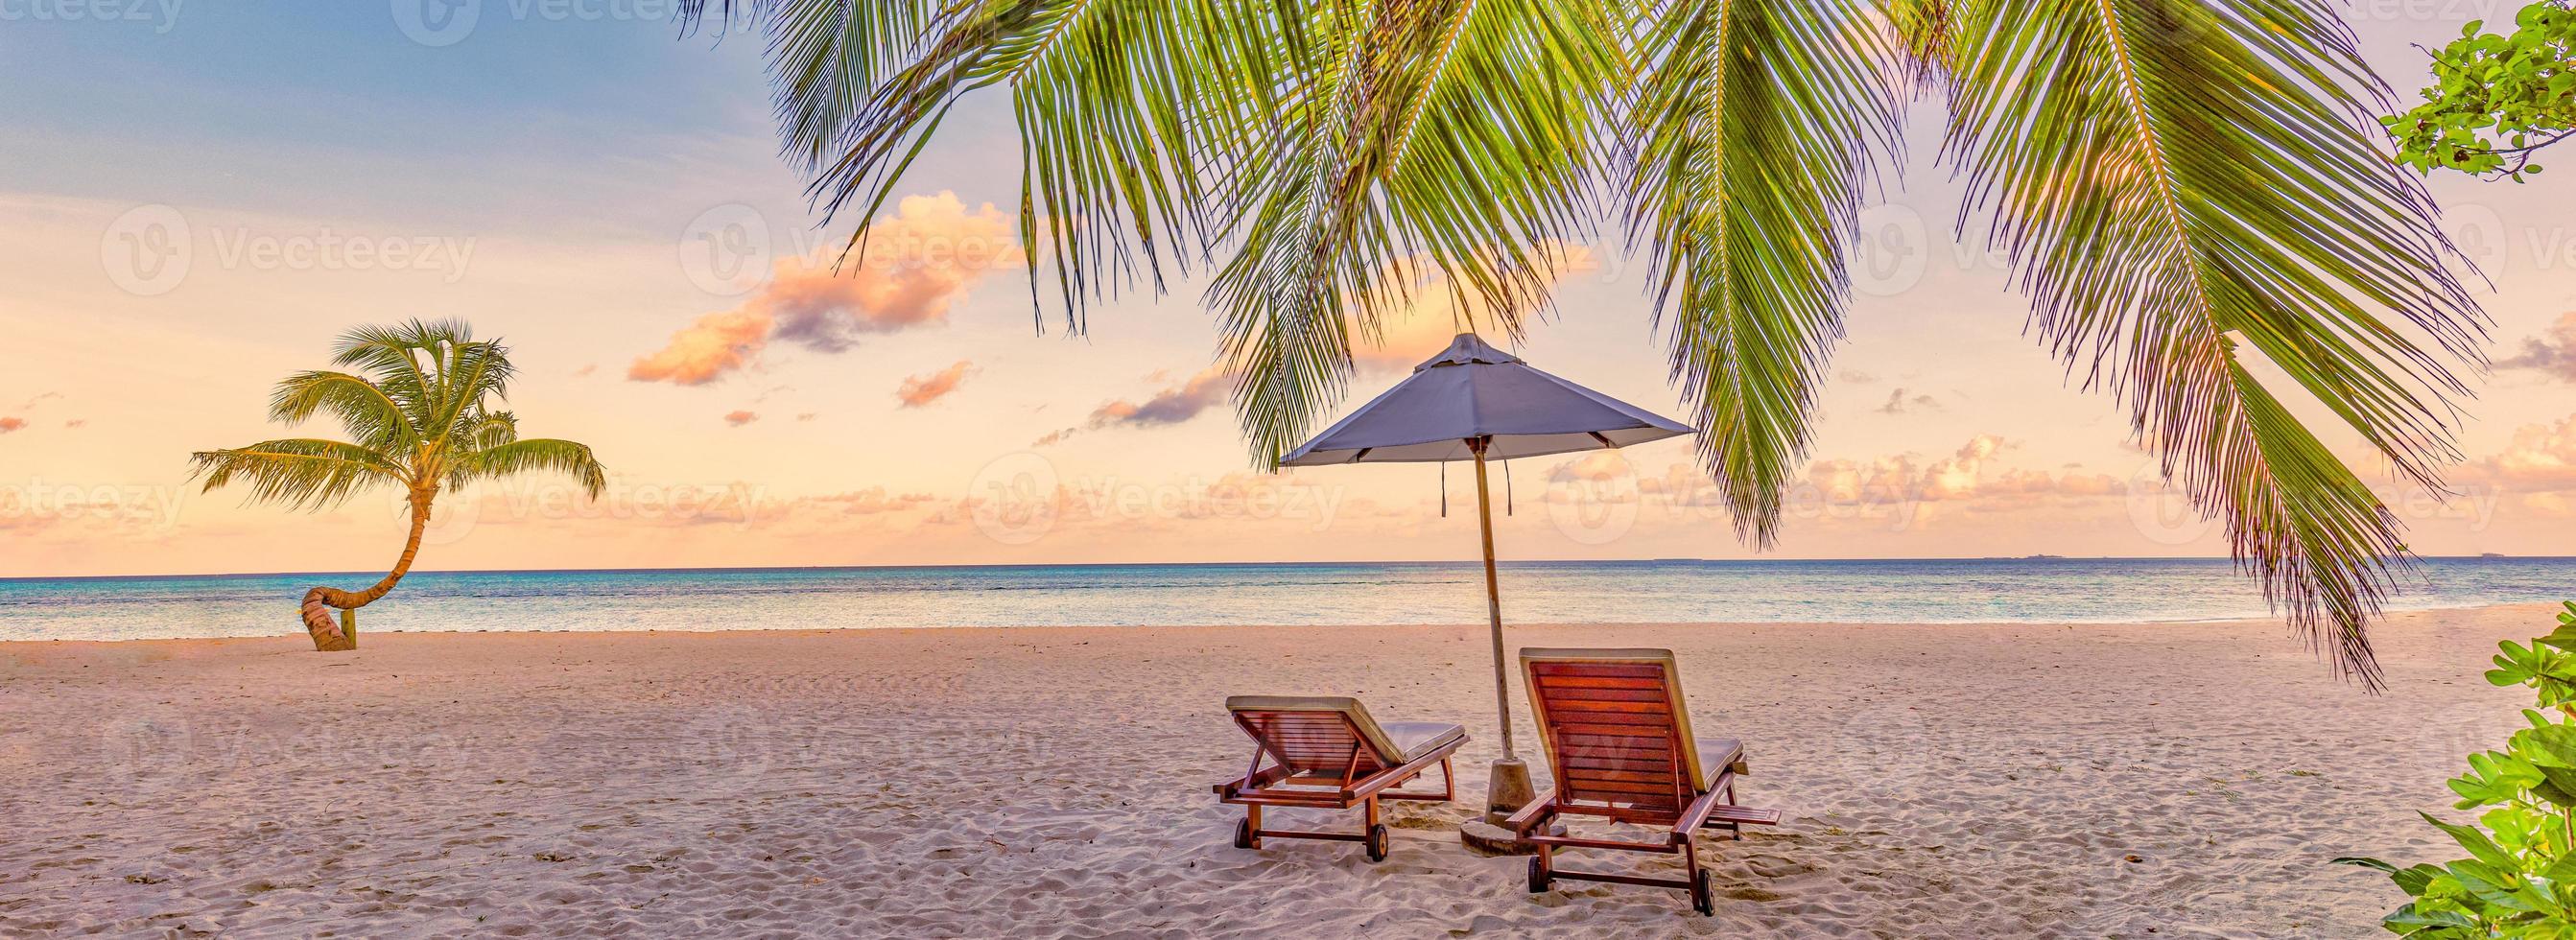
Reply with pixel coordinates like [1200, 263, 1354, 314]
[188, 439, 404, 511]
[1625, 0, 1902, 545]
[1212, 0, 1623, 465]
[751, 0, 942, 172]
[1940, 0, 2486, 687]
[461, 438, 608, 498]
[704, 0, 1272, 328]
[268, 370, 418, 452]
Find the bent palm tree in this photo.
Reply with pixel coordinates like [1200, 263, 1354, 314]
[687, 0, 2486, 687]
[191, 320, 606, 651]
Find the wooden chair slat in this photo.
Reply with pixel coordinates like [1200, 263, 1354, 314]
[1524, 674, 1668, 690]
[1538, 697, 1673, 714]
[1553, 723, 1675, 740]
[1530, 663, 1669, 678]
[1524, 685, 1668, 700]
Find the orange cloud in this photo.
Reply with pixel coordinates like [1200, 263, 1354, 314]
[807, 487, 939, 516]
[895, 360, 977, 409]
[2497, 312, 2576, 382]
[0, 417, 23, 434]
[629, 309, 770, 386]
[1087, 365, 1230, 430]
[723, 410, 758, 427]
[1877, 388, 1941, 414]
[2475, 412, 2576, 491]
[630, 192, 1016, 386]
[1612, 435, 2125, 514]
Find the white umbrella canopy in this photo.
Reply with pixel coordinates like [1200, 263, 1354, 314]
[1281, 333, 1690, 466]
[1280, 332, 1692, 822]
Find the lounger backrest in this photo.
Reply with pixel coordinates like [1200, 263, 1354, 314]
[1521, 647, 1705, 813]
[1224, 695, 1406, 776]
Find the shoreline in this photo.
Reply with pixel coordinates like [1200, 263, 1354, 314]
[1, 605, 2550, 935]
[5, 553, 2564, 583]
[1, 599, 2557, 649]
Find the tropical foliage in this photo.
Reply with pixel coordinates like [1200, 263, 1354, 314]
[2384, 1, 2576, 180]
[191, 320, 606, 650]
[682, 0, 2488, 686]
[2338, 602, 2576, 936]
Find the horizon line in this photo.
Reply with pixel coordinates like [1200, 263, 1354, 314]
[3, 554, 2560, 583]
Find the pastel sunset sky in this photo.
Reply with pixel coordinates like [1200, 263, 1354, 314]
[3, 4, 2572, 578]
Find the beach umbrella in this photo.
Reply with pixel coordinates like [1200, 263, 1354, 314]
[1282, 332, 1690, 819]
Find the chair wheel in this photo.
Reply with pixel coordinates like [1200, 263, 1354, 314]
[1690, 869, 1714, 916]
[1364, 823, 1390, 862]
[1233, 818, 1255, 850]
[1526, 857, 1551, 893]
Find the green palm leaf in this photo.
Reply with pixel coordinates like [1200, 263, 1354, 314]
[1624, 0, 1902, 544]
[463, 438, 609, 497]
[188, 439, 404, 511]
[1210, 0, 1621, 464]
[1938, 0, 2485, 686]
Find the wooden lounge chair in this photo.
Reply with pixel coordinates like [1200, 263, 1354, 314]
[1507, 647, 1781, 915]
[1213, 695, 1467, 861]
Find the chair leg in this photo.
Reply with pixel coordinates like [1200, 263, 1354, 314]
[1723, 779, 1743, 840]
[1683, 837, 1713, 916]
[1238, 804, 1263, 850]
[1361, 795, 1390, 862]
[1438, 758, 1454, 801]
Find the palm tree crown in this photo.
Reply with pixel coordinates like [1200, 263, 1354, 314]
[681, 0, 2487, 686]
[192, 319, 606, 511]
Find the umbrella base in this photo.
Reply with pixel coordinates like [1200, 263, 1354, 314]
[1483, 757, 1536, 826]
[1459, 818, 1561, 856]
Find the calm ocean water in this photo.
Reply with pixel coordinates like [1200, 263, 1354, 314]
[1, 557, 2569, 643]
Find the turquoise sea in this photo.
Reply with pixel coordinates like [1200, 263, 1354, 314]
[1, 557, 2569, 643]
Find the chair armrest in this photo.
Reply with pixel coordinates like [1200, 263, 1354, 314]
[1505, 790, 1560, 835]
[1670, 787, 1725, 844]
[1342, 733, 1469, 800]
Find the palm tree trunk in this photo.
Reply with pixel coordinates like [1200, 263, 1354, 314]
[297, 489, 435, 651]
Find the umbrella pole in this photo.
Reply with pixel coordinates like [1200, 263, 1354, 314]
[1470, 438, 1536, 821]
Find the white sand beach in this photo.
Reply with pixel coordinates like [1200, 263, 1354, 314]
[0, 605, 2545, 937]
